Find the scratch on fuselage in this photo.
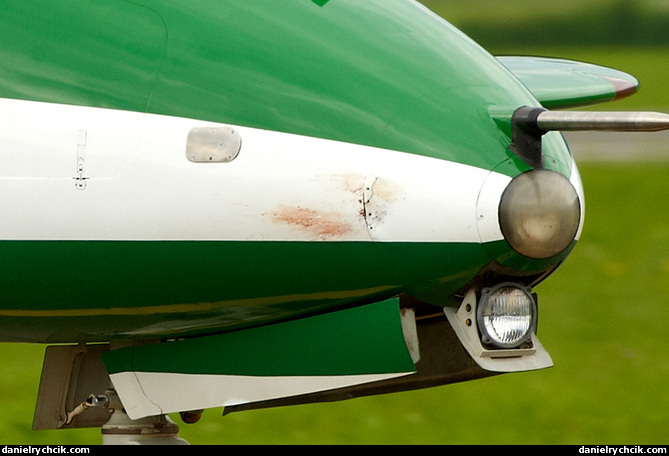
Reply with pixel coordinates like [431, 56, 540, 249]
[270, 174, 404, 240]
[362, 176, 403, 233]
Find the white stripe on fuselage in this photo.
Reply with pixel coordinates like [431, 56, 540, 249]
[0, 98, 509, 243]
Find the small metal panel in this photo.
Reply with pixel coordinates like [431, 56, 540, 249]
[33, 344, 113, 430]
[186, 126, 241, 163]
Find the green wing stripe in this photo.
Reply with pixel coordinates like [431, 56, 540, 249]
[103, 298, 416, 377]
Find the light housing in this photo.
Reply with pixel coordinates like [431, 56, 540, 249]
[499, 169, 581, 259]
[477, 283, 537, 349]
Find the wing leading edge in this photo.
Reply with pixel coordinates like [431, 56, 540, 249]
[498, 56, 639, 109]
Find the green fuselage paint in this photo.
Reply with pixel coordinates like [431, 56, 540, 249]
[0, 0, 578, 343]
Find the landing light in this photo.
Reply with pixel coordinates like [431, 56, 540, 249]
[477, 283, 536, 349]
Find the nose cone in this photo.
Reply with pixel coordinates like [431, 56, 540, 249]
[499, 169, 582, 260]
[477, 131, 585, 272]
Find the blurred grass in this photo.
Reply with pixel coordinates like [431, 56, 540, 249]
[422, 0, 669, 48]
[1, 0, 669, 445]
[422, 0, 669, 111]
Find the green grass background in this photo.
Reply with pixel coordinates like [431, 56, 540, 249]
[2, 0, 668, 445]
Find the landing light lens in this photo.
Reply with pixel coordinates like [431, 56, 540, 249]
[499, 169, 580, 259]
[477, 284, 536, 349]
